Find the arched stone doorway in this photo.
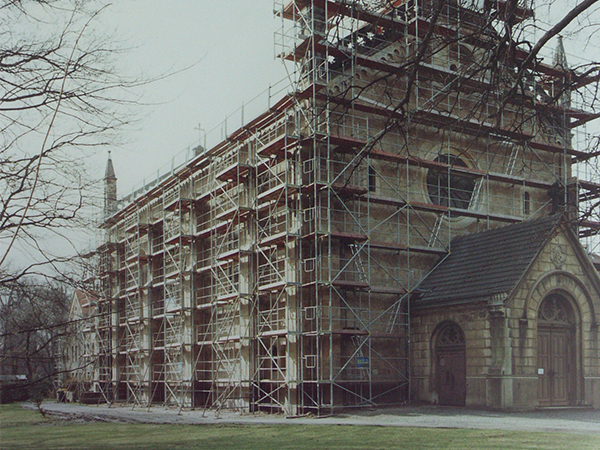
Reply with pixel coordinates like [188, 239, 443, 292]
[433, 322, 466, 406]
[537, 292, 577, 407]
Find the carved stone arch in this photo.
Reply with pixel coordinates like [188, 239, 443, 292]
[522, 271, 593, 325]
[391, 45, 406, 61]
[355, 68, 370, 81]
[431, 321, 466, 406]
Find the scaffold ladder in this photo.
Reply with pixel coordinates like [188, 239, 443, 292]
[349, 243, 368, 284]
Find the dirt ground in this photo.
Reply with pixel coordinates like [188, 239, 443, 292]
[26, 402, 600, 435]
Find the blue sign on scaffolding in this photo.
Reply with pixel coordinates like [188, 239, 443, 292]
[356, 356, 369, 368]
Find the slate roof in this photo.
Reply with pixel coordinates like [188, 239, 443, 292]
[415, 215, 562, 307]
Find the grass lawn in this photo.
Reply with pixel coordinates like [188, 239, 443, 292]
[1, 404, 599, 450]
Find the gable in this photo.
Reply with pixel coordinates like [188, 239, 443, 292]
[69, 289, 97, 320]
[509, 221, 600, 310]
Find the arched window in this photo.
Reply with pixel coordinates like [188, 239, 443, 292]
[538, 293, 574, 326]
[436, 321, 466, 348]
[427, 155, 477, 211]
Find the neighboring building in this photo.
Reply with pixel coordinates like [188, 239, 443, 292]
[79, 1, 600, 413]
[58, 290, 99, 400]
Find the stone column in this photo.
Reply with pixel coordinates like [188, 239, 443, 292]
[487, 293, 512, 409]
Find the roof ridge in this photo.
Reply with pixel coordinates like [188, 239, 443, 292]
[453, 214, 560, 242]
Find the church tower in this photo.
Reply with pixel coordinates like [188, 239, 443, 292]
[104, 151, 117, 218]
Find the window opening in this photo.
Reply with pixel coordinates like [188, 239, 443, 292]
[427, 155, 477, 211]
[368, 165, 376, 192]
[524, 191, 530, 216]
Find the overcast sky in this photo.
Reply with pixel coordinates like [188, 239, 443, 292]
[100, 1, 289, 197]
[4, 1, 600, 270]
[97, 1, 598, 199]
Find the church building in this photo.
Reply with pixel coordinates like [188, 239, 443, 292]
[70, 1, 600, 414]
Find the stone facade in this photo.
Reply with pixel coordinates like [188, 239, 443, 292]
[411, 223, 600, 409]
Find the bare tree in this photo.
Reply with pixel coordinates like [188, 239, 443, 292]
[0, 279, 69, 411]
[0, 0, 135, 284]
[0, 0, 137, 408]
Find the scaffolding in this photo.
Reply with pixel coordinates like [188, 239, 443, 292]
[95, 232, 118, 403]
[91, 0, 600, 414]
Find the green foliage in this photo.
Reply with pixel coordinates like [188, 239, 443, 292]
[1, 404, 599, 450]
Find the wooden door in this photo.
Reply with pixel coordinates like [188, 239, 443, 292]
[435, 322, 466, 406]
[537, 293, 576, 407]
[436, 348, 466, 406]
[537, 326, 571, 407]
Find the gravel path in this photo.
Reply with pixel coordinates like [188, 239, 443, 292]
[26, 402, 600, 436]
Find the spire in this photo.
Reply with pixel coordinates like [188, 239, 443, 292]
[105, 150, 116, 180]
[553, 36, 571, 109]
[104, 151, 117, 218]
[553, 35, 568, 70]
